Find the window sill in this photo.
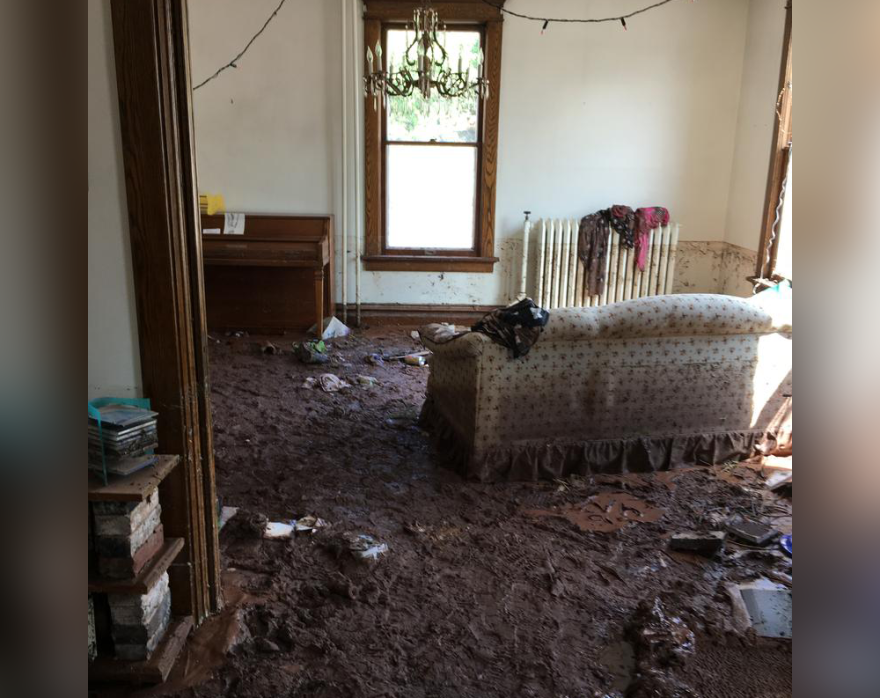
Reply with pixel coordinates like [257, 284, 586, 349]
[363, 255, 499, 273]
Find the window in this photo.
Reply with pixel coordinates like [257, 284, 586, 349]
[756, 2, 792, 285]
[363, 1, 503, 272]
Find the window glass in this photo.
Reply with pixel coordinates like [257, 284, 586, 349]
[386, 145, 477, 249]
[385, 29, 481, 143]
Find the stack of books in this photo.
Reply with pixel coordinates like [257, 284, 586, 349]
[89, 404, 159, 477]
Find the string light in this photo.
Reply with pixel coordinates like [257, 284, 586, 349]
[193, 0, 288, 91]
[478, 0, 681, 27]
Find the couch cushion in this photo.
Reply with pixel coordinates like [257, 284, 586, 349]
[541, 294, 791, 342]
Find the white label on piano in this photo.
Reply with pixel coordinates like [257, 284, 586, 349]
[203, 228, 221, 235]
[223, 213, 246, 235]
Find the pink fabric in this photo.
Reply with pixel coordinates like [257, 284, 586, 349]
[635, 207, 671, 271]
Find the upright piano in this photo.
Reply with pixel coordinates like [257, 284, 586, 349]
[200, 214, 334, 336]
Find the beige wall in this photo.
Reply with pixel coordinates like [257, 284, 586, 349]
[725, 0, 787, 251]
[186, 0, 784, 306]
[88, 0, 142, 399]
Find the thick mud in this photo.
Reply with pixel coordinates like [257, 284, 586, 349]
[150, 327, 792, 698]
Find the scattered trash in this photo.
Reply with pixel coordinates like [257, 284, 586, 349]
[727, 517, 779, 546]
[364, 353, 385, 366]
[343, 533, 388, 560]
[629, 597, 695, 666]
[263, 521, 295, 539]
[218, 506, 239, 530]
[386, 349, 431, 361]
[226, 330, 248, 338]
[779, 533, 792, 557]
[524, 492, 665, 533]
[403, 354, 427, 367]
[766, 470, 792, 491]
[261, 341, 280, 355]
[308, 316, 351, 340]
[301, 376, 318, 390]
[319, 373, 350, 392]
[355, 375, 379, 388]
[732, 579, 792, 638]
[294, 515, 330, 534]
[410, 330, 420, 341]
[294, 340, 329, 364]
[669, 531, 726, 558]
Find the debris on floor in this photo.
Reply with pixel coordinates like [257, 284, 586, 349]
[294, 515, 330, 534]
[669, 530, 727, 558]
[318, 373, 350, 392]
[403, 354, 427, 367]
[309, 316, 351, 340]
[260, 341, 279, 355]
[364, 353, 385, 366]
[765, 470, 793, 491]
[728, 517, 779, 546]
[263, 521, 295, 539]
[355, 374, 379, 388]
[630, 597, 695, 665]
[218, 506, 239, 530]
[294, 339, 329, 364]
[732, 579, 792, 639]
[343, 533, 388, 560]
[524, 492, 665, 533]
[779, 533, 792, 557]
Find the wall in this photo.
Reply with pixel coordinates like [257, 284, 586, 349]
[88, 0, 142, 398]
[188, 0, 773, 308]
[722, 0, 788, 294]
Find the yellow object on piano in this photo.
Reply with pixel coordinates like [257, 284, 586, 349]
[198, 193, 225, 215]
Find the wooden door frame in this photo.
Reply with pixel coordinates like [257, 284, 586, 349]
[110, 0, 220, 622]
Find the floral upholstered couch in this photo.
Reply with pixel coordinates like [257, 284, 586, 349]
[419, 293, 792, 482]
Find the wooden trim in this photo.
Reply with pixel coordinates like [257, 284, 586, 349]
[364, 0, 504, 22]
[88, 538, 185, 595]
[336, 301, 497, 325]
[364, 18, 383, 259]
[363, 5, 503, 272]
[480, 18, 502, 260]
[756, 1, 793, 280]
[363, 254, 497, 272]
[110, 0, 219, 623]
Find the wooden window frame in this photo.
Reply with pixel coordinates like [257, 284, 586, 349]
[362, 0, 504, 273]
[755, 1, 793, 285]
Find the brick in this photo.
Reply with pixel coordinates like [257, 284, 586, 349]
[669, 531, 727, 558]
[112, 592, 171, 645]
[94, 491, 160, 536]
[114, 600, 171, 661]
[97, 525, 164, 580]
[108, 572, 169, 626]
[95, 506, 161, 558]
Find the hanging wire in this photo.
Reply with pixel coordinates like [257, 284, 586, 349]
[478, 0, 680, 26]
[193, 0, 288, 91]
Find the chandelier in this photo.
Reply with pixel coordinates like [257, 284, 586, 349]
[364, 1, 489, 110]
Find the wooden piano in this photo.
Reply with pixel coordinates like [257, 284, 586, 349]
[201, 214, 334, 336]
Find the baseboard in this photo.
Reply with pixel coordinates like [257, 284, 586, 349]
[334, 303, 497, 326]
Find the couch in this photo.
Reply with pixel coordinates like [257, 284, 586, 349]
[419, 293, 792, 482]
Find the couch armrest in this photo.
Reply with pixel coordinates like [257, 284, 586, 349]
[421, 330, 488, 359]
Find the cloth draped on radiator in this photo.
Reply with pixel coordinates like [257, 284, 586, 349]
[606, 205, 636, 248]
[634, 206, 671, 271]
[471, 298, 550, 358]
[577, 213, 609, 298]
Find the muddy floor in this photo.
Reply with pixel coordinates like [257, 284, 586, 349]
[155, 327, 792, 698]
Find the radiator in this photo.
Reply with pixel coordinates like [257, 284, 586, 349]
[519, 215, 680, 309]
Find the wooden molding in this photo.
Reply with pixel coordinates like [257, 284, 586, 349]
[336, 302, 497, 325]
[363, 5, 504, 270]
[110, 0, 220, 622]
[756, 1, 792, 279]
[364, 1, 504, 22]
[363, 255, 497, 272]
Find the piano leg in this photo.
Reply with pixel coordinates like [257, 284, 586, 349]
[314, 269, 324, 338]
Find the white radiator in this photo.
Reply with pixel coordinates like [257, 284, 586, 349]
[519, 215, 680, 309]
